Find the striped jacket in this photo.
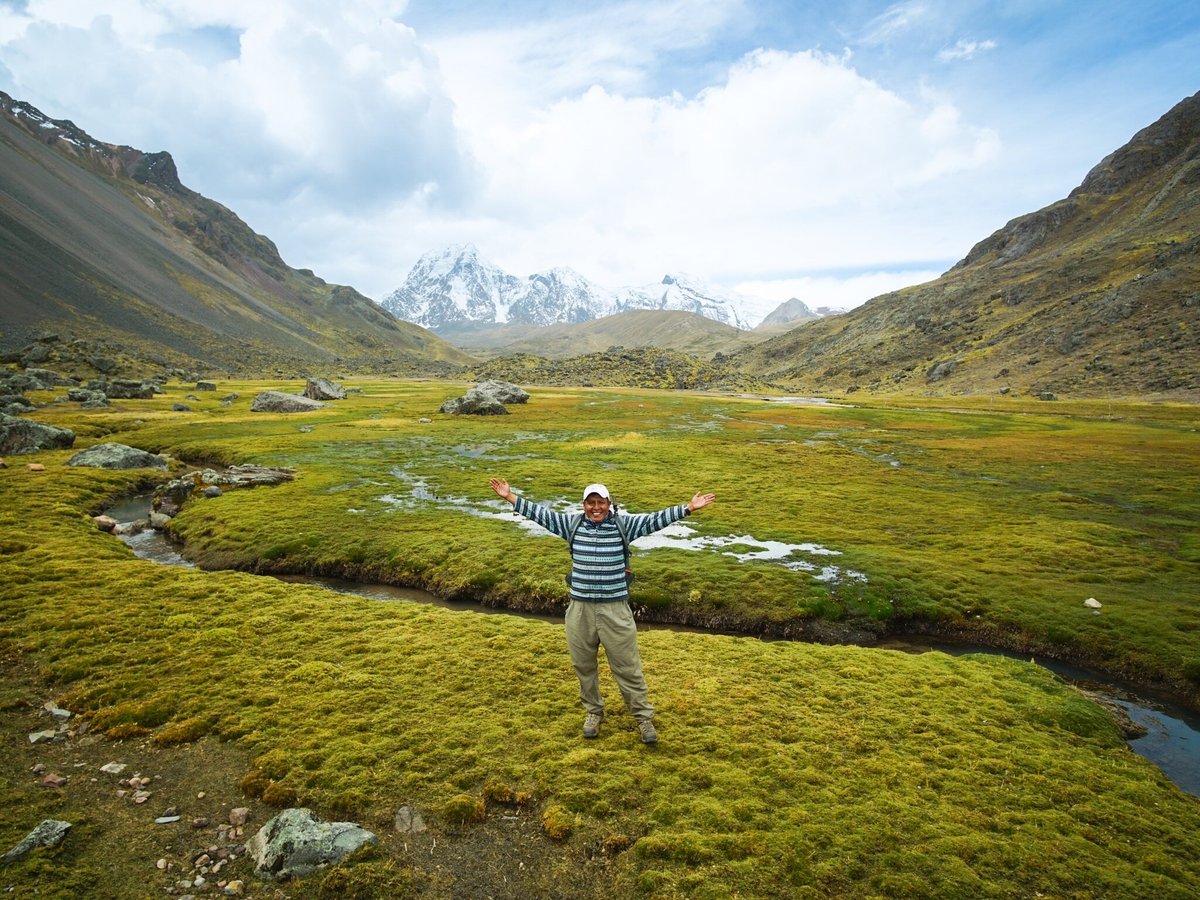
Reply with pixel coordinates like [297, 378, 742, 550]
[513, 496, 691, 602]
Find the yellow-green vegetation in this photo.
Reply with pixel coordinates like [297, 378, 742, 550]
[2, 380, 1199, 897]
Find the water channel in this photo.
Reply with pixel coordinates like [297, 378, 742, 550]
[105, 496, 1200, 798]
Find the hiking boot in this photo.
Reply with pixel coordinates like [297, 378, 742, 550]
[583, 713, 603, 739]
[637, 718, 658, 744]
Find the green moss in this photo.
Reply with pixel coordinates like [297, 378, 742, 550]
[1, 382, 1198, 897]
[541, 804, 575, 841]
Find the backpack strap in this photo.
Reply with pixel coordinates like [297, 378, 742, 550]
[567, 511, 631, 566]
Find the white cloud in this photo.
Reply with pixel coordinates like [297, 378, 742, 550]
[734, 269, 945, 314]
[937, 38, 997, 62]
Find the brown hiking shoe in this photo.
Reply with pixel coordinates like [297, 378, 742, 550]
[637, 719, 658, 744]
[583, 713, 603, 739]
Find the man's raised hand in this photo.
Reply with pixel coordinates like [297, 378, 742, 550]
[489, 478, 516, 504]
[688, 491, 716, 512]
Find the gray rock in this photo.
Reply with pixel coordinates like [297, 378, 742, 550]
[203, 485, 223, 498]
[27, 730, 58, 744]
[21, 344, 51, 365]
[476, 380, 529, 405]
[172, 403, 192, 412]
[926, 360, 957, 383]
[25, 368, 75, 388]
[250, 391, 326, 413]
[1, 819, 72, 863]
[245, 808, 377, 880]
[149, 512, 173, 530]
[87, 355, 118, 374]
[394, 807, 426, 834]
[303, 378, 346, 401]
[1038, 392, 1058, 401]
[195, 382, 217, 391]
[0, 413, 75, 455]
[67, 443, 168, 470]
[68, 388, 108, 405]
[100, 379, 157, 400]
[43, 702, 70, 721]
[219, 393, 239, 402]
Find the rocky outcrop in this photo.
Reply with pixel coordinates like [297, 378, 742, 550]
[0, 413, 74, 454]
[303, 377, 346, 401]
[245, 808, 376, 880]
[67, 443, 168, 470]
[1, 820, 72, 863]
[250, 391, 325, 413]
[440, 380, 529, 415]
[94, 379, 159, 400]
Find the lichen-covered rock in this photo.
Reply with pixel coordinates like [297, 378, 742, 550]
[303, 378, 346, 401]
[0, 414, 74, 455]
[97, 379, 157, 400]
[439, 380, 528, 415]
[1, 819, 72, 863]
[251, 391, 326, 413]
[245, 808, 376, 880]
[67, 443, 167, 470]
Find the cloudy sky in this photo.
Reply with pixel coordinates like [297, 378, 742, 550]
[1, 1, 1197, 318]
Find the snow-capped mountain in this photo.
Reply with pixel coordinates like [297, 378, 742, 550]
[379, 244, 768, 330]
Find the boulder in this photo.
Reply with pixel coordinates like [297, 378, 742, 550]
[68, 388, 108, 405]
[195, 382, 217, 391]
[303, 378, 346, 401]
[25, 368, 75, 388]
[1, 819, 72, 863]
[477, 380, 529, 405]
[245, 808, 376, 880]
[0, 395, 33, 416]
[101, 379, 157, 400]
[440, 380, 528, 416]
[87, 355, 117, 374]
[0, 414, 75, 455]
[251, 391, 326, 413]
[67, 443, 167, 470]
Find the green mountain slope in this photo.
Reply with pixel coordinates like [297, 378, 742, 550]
[439, 308, 769, 359]
[733, 91, 1200, 399]
[0, 91, 473, 374]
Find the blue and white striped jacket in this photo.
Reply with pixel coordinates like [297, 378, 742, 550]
[513, 496, 691, 602]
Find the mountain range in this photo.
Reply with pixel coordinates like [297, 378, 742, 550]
[0, 91, 470, 375]
[732, 90, 1200, 398]
[1, 86, 1196, 399]
[379, 244, 812, 332]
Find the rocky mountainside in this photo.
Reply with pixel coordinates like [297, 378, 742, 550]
[732, 91, 1200, 399]
[0, 92, 472, 375]
[469, 347, 771, 392]
[435, 309, 769, 360]
[380, 244, 768, 330]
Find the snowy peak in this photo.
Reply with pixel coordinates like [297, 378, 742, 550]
[380, 249, 771, 331]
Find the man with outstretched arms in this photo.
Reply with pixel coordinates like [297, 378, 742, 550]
[489, 478, 716, 744]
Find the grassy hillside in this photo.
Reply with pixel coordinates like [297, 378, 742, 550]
[1, 384, 1198, 896]
[438, 310, 768, 360]
[733, 91, 1200, 400]
[0, 91, 472, 375]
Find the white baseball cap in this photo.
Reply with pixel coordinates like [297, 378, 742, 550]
[582, 483, 610, 501]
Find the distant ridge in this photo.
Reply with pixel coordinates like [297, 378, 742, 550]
[380, 244, 769, 330]
[732, 91, 1200, 399]
[0, 91, 471, 374]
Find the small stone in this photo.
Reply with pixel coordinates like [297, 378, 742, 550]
[41, 773, 67, 788]
[195, 853, 211, 868]
[43, 701, 71, 720]
[197, 791, 206, 799]
[202, 486, 222, 498]
[93, 514, 119, 531]
[192, 817, 209, 829]
[157, 858, 169, 870]
[28, 729, 58, 744]
[228, 808, 249, 827]
[1084, 597, 1102, 609]
[223, 880, 244, 896]
[394, 806, 427, 834]
[27, 463, 45, 471]
[100, 762, 127, 775]
[163, 806, 178, 817]
[116, 789, 129, 799]
[418, 417, 432, 424]
[134, 793, 151, 804]
[31, 763, 47, 774]
[155, 816, 181, 825]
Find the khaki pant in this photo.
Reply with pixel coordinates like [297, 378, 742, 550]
[565, 600, 654, 721]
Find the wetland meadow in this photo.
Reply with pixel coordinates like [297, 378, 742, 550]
[2, 378, 1199, 897]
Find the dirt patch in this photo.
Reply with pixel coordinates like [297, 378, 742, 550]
[0, 654, 627, 898]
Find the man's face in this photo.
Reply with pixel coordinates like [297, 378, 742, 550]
[584, 493, 611, 522]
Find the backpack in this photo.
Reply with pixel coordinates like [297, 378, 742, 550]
[565, 510, 635, 589]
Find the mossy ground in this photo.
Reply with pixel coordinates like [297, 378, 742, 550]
[2, 379, 1199, 897]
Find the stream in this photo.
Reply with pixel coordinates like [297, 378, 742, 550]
[105, 496, 1200, 798]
